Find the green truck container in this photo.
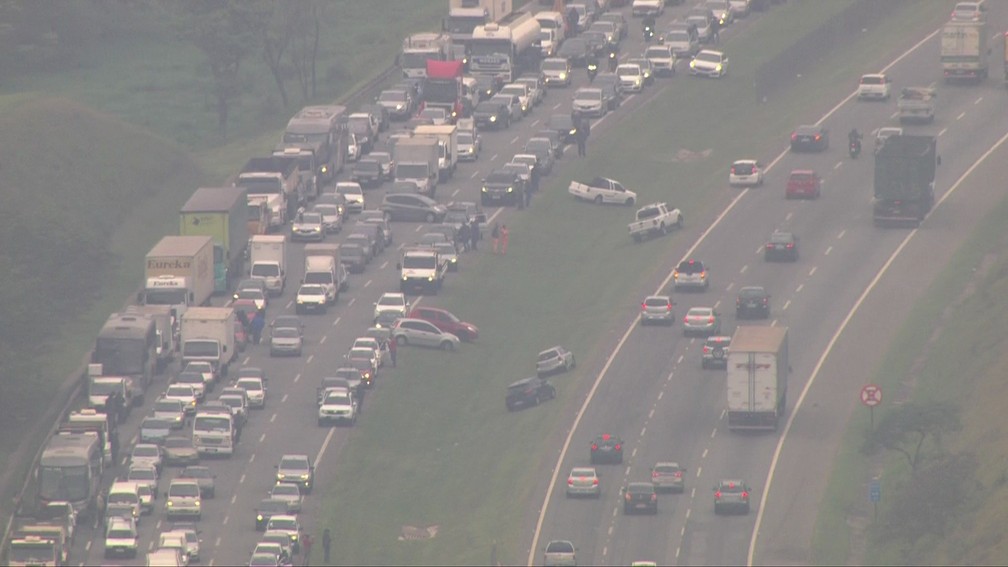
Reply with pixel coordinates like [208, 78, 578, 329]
[873, 135, 937, 227]
[180, 187, 249, 293]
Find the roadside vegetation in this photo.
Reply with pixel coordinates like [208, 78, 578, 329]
[813, 148, 1008, 565]
[317, 2, 951, 564]
[0, 0, 441, 520]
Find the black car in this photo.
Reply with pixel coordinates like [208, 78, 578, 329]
[623, 482, 658, 515]
[764, 230, 799, 261]
[505, 377, 556, 411]
[351, 158, 384, 188]
[535, 129, 565, 159]
[255, 497, 292, 530]
[790, 124, 830, 152]
[339, 243, 367, 274]
[473, 74, 503, 101]
[547, 114, 579, 144]
[590, 433, 623, 464]
[557, 37, 592, 66]
[473, 101, 511, 130]
[736, 286, 770, 319]
[581, 30, 611, 58]
[481, 169, 525, 207]
[375, 88, 415, 121]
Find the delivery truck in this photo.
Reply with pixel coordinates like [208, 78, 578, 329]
[179, 186, 250, 294]
[873, 135, 938, 227]
[236, 156, 302, 229]
[138, 235, 215, 322]
[413, 124, 459, 182]
[392, 137, 441, 197]
[249, 234, 288, 297]
[180, 307, 237, 378]
[121, 304, 176, 372]
[941, 20, 989, 82]
[726, 326, 789, 431]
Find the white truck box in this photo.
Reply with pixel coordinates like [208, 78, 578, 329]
[249, 234, 288, 296]
[304, 255, 338, 303]
[726, 326, 789, 431]
[940, 20, 989, 81]
[413, 124, 458, 182]
[393, 137, 440, 196]
[139, 236, 215, 318]
[180, 307, 237, 378]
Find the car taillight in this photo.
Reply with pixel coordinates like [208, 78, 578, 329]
[708, 316, 715, 323]
[742, 491, 749, 499]
[614, 444, 621, 451]
[700, 271, 706, 278]
[730, 166, 736, 174]
[592, 478, 598, 486]
[651, 493, 657, 501]
[815, 134, 822, 141]
[625, 492, 632, 501]
[652, 471, 659, 478]
[766, 243, 774, 249]
[790, 133, 797, 141]
[684, 316, 689, 323]
[591, 444, 598, 451]
[641, 302, 647, 310]
[703, 346, 710, 354]
[666, 304, 672, 312]
[674, 471, 682, 478]
[786, 243, 794, 248]
[568, 479, 574, 486]
[715, 491, 722, 499]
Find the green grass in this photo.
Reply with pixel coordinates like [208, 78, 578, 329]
[811, 143, 1008, 564]
[318, 2, 952, 564]
[2, 1, 444, 151]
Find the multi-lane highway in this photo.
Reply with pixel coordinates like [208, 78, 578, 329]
[530, 4, 1008, 567]
[59, 1, 1008, 566]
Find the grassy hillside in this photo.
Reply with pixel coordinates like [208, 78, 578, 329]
[0, 96, 209, 471]
[813, 144, 1008, 565]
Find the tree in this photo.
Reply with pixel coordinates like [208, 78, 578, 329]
[865, 401, 961, 472]
[288, 0, 321, 102]
[174, 0, 259, 140]
[258, 0, 296, 108]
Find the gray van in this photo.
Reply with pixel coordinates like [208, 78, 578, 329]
[381, 193, 447, 223]
[352, 222, 385, 254]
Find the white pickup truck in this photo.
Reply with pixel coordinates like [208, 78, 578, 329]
[568, 176, 637, 205]
[628, 202, 683, 242]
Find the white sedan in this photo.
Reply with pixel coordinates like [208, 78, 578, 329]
[690, 50, 728, 78]
[536, 346, 575, 377]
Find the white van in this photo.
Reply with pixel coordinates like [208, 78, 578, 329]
[303, 255, 337, 304]
[535, 11, 567, 42]
[106, 481, 141, 526]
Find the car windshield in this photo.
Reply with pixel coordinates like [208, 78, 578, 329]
[379, 91, 406, 102]
[770, 233, 793, 244]
[336, 185, 362, 196]
[628, 483, 653, 494]
[279, 457, 308, 471]
[537, 350, 558, 362]
[269, 517, 297, 530]
[129, 467, 156, 480]
[676, 260, 704, 274]
[273, 328, 299, 338]
[108, 527, 135, 539]
[696, 51, 721, 63]
[170, 483, 199, 497]
[644, 297, 669, 307]
[378, 296, 403, 306]
[176, 372, 202, 385]
[654, 464, 681, 473]
[740, 288, 766, 298]
[237, 379, 262, 391]
[719, 482, 745, 493]
[182, 467, 211, 479]
[457, 133, 473, 145]
[546, 541, 574, 553]
[133, 445, 158, 457]
[155, 399, 182, 412]
[575, 89, 602, 102]
[687, 16, 708, 29]
[272, 484, 300, 497]
[419, 108, 447, 119]
[300, 212, 322, 224]
[687, 308, 713, 317]
[299, 285, 326, 296]
[164, 437, 191, 448]
[616, 65, 639, 77]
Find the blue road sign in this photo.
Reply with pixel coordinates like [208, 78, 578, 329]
[869, 479, 881, 503]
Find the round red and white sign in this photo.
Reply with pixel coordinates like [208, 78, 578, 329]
[860, 384, 882, 407]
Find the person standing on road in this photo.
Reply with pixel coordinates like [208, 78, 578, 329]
[110, 429, 120, 465]
[458, 221, 470, 252]
[389, 336, 397, 368]
[491, 222, 500, 254]
[302, 532, 313, 565]
[500, 224, 510, 255]
[94, 488, 106, 530]
[250, 309, 266, 344]
[322, 529, 332, 564]
[469, 220, 479, 251]
[576, 119, 588, 157]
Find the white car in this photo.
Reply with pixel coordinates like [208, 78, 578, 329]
[164, 384, 198, 416]
[538, 28, 558, 57]
[728, 159, 764, 187]
[295, 284, 328, 314]
[129, 443, 163, 472]
[235, 376, 267, 408]
[313, 204, 342, 234]
[318, 386, 358, 426]
[183, 361, 217, 387]
[573, 87, 606, 118]
[352, 336, 388, 367]
[104, 517, 139, 559]
[689, 49, 728, 78]
[632, 0, 664, 17]
[373, 292, 409, 323]
[335, 182, 365, 213]
[616, 63, 645, 93]
[165, 479, 202, 520]
[857, 73, 891, 100]
[270, 482, 304, 513]
[644, 44, 677, 77]
[499, 83, 532, 115]
[418, 106, 451, 125]
[728, 0, 751, 17]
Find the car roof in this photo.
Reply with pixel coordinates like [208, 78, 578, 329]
[789, 169, 816, 176]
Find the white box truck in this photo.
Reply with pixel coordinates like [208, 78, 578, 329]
[941, 20, 989, 82]
[726, 326, 789, 431]
[180, 307, 237, 378]
[138, 236, 215, 321]
[249, 234, 288, 297]
[303, 255, 338, 304]
[392, 137, 440, 197]
[121, 304, 176, 372]
[413, 124, 458, 182]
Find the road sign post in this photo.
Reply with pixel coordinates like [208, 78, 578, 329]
[869, 478, 881, 521]
[860, 384, 882, 429]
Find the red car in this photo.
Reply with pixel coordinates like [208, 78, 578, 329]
[785, 169, 821, 200]
[408, 306, 479, 342]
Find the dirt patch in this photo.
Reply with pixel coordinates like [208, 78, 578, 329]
[399, 524, 439, 541]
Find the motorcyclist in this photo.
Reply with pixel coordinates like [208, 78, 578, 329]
[607, 45, 618, 72]
[586, 53, 599, 82]
[848, 128, 863, 145]
[643, 14, 656, 42]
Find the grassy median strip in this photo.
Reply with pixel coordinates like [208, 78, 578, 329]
[318, 2, 953, 564]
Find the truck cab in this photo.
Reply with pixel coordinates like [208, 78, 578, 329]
[397, 248, 448, 295]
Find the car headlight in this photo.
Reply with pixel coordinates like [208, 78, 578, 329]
[506, 187, 513, 193]
[559, 72, 567, 79]
[277, 473, 285, 480]
[569, 128, 577, 135]
[635, 79, 641, 85]
[300, 474, 309, 480]
[395, 104, 403, 110]
[489, 115, 497, 122]
[167, 501, 173, 507]
[450, 258, 457, 263]
[296, 299, 304, 304]
[257, 514, 264, 521]
[427, 275, 434, 281]
[715, 64, 722, 72]
[481, 186, 488, 192]
[690, 60, 697, 69]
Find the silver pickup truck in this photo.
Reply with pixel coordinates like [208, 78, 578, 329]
[897, 87, 936, 123]
[628, 202, 683, 242]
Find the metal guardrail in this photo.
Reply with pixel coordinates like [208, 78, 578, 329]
[0, 60, 401, 560]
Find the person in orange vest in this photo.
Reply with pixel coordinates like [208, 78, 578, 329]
[500, 224, 510, 255]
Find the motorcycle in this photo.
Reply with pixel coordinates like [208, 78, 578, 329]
[849, 139, 861, 159]
[587, 61, 598, 82]
[643, 25, 654, 43]
[607, 50, 618, 72]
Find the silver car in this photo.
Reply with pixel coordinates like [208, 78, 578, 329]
[235, 376, 267, 408]
[391, 318, 460, 351]
[291, 211, 325, 242]
[714, 479, 751, 515]
[640, 295, 676, 325]
[269, 482, 303, 513]
[544, 540, 577, 567]
[536, 346, 575, 377]
[573, 87, 605, 118]
[457, 131, 480, 162]
[269, 325, 303, 357]
[566, 467, 601, 498]
[683, 307, 721, 337]
[652, 462, 686, 493]
[313, 204, 343, 234]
